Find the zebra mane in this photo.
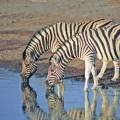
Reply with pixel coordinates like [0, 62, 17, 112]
[23, 50, 27, 60]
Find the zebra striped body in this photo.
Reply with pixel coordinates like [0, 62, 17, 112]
[47, 24, 120, 90]
[20, 19, 114, 82]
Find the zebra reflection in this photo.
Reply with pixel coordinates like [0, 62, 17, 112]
[69, 89, 119, 120]
[21, 82, 119, 120]
[21, 83, 48, 120]
[46, 88, 97, 120]
[99, 88, 120, 120]
[46, 88, 72, 120]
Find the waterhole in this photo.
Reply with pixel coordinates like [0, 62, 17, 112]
[0, 68, 120, 120]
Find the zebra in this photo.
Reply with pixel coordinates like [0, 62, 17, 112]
[47, 24, 120, 90]
[20, 19, 115, 83]
[21, 82, 48, 120]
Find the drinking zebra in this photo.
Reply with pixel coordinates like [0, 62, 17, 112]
[47, 24, 120, 90]
[20, 19, 115, 82]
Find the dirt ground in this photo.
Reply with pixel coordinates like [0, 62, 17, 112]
[0, 0, 120, 86]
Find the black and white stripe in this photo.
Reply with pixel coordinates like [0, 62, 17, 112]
[21, 19, 114, 82]
[47, 24, 120, 90]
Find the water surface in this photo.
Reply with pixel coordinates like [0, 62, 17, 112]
[0, 68, 120, 120]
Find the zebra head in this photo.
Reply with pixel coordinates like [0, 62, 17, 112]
[20, 52, 37, 82]
[47, 54, 64, 86]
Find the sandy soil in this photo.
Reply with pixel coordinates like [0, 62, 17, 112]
[0, 0, 120, 86]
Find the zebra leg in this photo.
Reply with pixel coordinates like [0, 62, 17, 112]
[96, 61, 108, 80]
[111, 61, 119, 81]
[84, 61, 93, 91]
[91, 65, 98, 90]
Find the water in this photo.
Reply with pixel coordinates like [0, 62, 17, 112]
[0, 68, 120, 120]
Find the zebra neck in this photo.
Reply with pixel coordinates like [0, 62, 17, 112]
[28, 26, 57, 61]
